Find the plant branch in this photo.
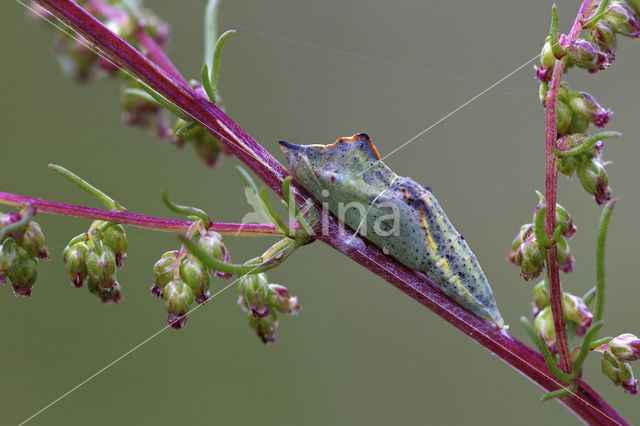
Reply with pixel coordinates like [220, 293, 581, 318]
[29, 1, 628, 423]
[543, 0, 597, 375]
[0, 191, 287, 236]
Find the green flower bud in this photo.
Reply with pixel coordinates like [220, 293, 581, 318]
[88, 278, 123, 304]
[180, 258, 210, 305]
[101, 224, 128, 267]
[514, 235, 544, 281]
[540, 36, 556, 68]
[267, 284, 300, 315]
[555, 203, 577, 238]
[603, 0, 640, 38]
[609, 333, 640, 361]
[86, 246, 118, 291]
[163, 279, 195, 329]
[18, 221, 50, 260]
[0, 238, 20, 285]
[196, 231, 231, 279]
[173, 123, 230, 167]
[577, 157, 611, 205]
[587, 20, 617, 60]
[556, 236, 575, 274]
[151, 250, 179, 298]
[534, 306, 556, 352]
[568, 91, 612, 129]
[602, 351, 639, 395]
[8, 245, 37, 297]
[535, 37, 554, 82]
[248, 310, 278, 344]
[63, 242, 89, 288]
[238, 273, 270, 318]
[557, 156, 578, 177]
[532, 280, 549, 315]
[565, 38, 611, 73]
[562, 292, 592, 335]
[556, 101, 573, 136]
[507, 224, 533, 264]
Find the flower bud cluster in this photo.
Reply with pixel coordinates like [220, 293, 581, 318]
[596, 332, 640, 394]
[172, 116, 232, 167]
[531, 281, 593, 351]
[0, 211, 49, 297]
[151, 231, 231, 329]
[536, 1, 640, 81]
[557, 132, 612, 205]
[237, 273, 300, 343]
[29, 2, 233, 168]
[29, 1, 168, 82]
[601, 350, 639, 395]
[533, 3, 640, 204]
[62, 221, 128, 303]
[508, 202, 576, 281]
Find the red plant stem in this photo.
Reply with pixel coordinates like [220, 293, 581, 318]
[545, 58, 571, 373]
[543, 0, 596, 375]
[30, 1, 627, 423]
[0, 191, 286, 236]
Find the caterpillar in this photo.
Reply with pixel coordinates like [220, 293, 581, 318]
[279, 133, 504, 329]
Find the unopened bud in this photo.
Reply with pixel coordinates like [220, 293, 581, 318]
[566, 38, 611, 73]
[267, 284, 300, 315]
[238, 273, 270, 318]
[602, 351, 639, 395]
[577, 157, 611, 205]
[557, 156, 579, 177]
[568, 91, 613, 128]
[609, 333, 640, 361]
[88, 278, 123, 304]
[514, 235, 544, 281]
[86, 246, 118, 290]
[0, 238, 20, 285]
[248, 310, 278, 344]
[587, 20, 617, 60]
[196, 231, 231, 279]
[556, 101, 573, 136]
[534, 306, 556, 351]
[180, 258, 211, 305]
[101, 224, 128, 267]
[562, 293, 592, 336]
[532, 280, 549, 316]
[63, 242, 89, 288]
[508, 224, 533, 264]
[151, 250, 179, 298]
[556, 236, 575, 274]
[8, 245, 37, 297]
[604, 0, 640, 38]
[163, 279, 195, 330]
[555, 203, 577, 238]
[18, 221, 49, 260]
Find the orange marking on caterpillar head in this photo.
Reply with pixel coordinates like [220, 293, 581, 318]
[324, 134, 381, 160]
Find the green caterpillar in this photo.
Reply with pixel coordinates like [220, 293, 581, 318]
[280, 133, 504, 329]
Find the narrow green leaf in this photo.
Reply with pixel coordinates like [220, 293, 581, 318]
[49, 164, 125, 211]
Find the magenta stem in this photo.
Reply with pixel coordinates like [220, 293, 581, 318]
[543, 0, 596, 375]
[29, 1, 628, 423]
[0, 191, 286, 236]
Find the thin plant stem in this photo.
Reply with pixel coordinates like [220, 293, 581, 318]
[543, 0, 597, 375]
[0, 191, 289, 236]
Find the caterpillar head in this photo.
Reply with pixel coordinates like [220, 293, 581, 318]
[279, 133, 382, 197]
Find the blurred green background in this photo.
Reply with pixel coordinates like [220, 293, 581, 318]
[1, 0, 639, 424]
